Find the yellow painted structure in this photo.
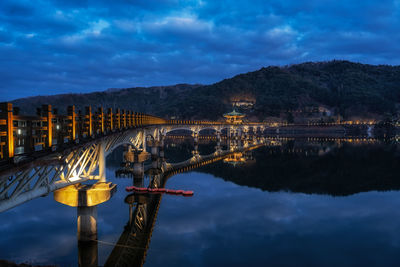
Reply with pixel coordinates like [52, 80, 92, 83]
[54, 182, 116, 207]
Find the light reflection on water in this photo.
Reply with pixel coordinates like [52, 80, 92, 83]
[147, 172, 400, 266]
[1, 139, 400, 266]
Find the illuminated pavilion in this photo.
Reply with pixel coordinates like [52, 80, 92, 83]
[223, 109, 245, 124]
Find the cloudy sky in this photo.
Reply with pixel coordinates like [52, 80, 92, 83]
[1, 0, 399, 101]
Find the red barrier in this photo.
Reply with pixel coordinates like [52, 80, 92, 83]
[125, 186, 194, 197]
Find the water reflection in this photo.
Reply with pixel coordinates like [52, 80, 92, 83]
[1, 136, 400, 266]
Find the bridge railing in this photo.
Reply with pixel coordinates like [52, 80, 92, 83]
[0, 102, 275, 162]
[0, 102, 168, 161]
[167, 119, 224, 125]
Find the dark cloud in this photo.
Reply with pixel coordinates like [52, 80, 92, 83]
[0, 0, 399, 101]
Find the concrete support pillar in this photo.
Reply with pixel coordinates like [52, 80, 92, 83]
[216, 131, 222, 142]
[77, 206, 98, 267]
[54, 182, 116, 267]
[160, 137, 165, 147]
[215, 141, 222, 154]
[159, 148, 165, 158]
[151, 158, 160, 169]
[193, 141, 199, 156]
[192, 131, 199, 143]
[98, 142, 106, 182]
[77, 206, 97, 241]
[133, 162, 144, 175]
[151, 145, 159, 159]
[132, 150, 150, 186]
[133, 171, 144, 187]
[159, 136, 165, 158]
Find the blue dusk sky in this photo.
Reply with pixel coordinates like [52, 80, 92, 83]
[0, 0, 399, 101]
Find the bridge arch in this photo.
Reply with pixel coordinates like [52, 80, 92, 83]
[198, 127, 219, 134]
[104, 129, 146, 156]
[164, 127, 196, 135]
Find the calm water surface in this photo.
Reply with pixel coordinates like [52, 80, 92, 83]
[1, 138, 400, 266]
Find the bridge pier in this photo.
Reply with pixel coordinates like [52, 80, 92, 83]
[193, 149, 199, 157]
[151, 156, 163, 170]
[130, 150, 150, 186]
[132, 150, 150, 175]
[53, 181, 116, 266]
[159, 146, 165, 158]
[150, 140, 163, 159]
[78, 206, 98, 241]
[133, 172, 144, 187]
[159, 135, 165, 158]
[192, 144, 200, 158]
[54, 182, 117, 241]
[216, 130, 222, 142]
[192, 131, 199, 143]
[215, 142, 222, 155]
[151, 146, 159, 159]
[148, 136, 164, 159]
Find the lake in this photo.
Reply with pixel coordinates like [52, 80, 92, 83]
[1, 137, 400, 266]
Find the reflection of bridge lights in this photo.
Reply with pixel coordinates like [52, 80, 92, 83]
[223, 152, 247, 165]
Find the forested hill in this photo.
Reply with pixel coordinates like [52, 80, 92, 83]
[12, 60, 400, 121]
[176, 60, 400, 120]
[12, 84, 202, 116]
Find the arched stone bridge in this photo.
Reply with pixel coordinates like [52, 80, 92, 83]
[0, 102, 269, 213]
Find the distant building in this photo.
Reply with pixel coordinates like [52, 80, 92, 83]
[232, 100, 255, 109]
[224, 109, 245, 124]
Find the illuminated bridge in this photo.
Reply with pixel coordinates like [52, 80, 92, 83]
[0, 101, 386, 266]
[0, 102, 268, 212]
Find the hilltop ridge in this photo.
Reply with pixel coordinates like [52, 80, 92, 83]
[12, 60, 400, 122]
